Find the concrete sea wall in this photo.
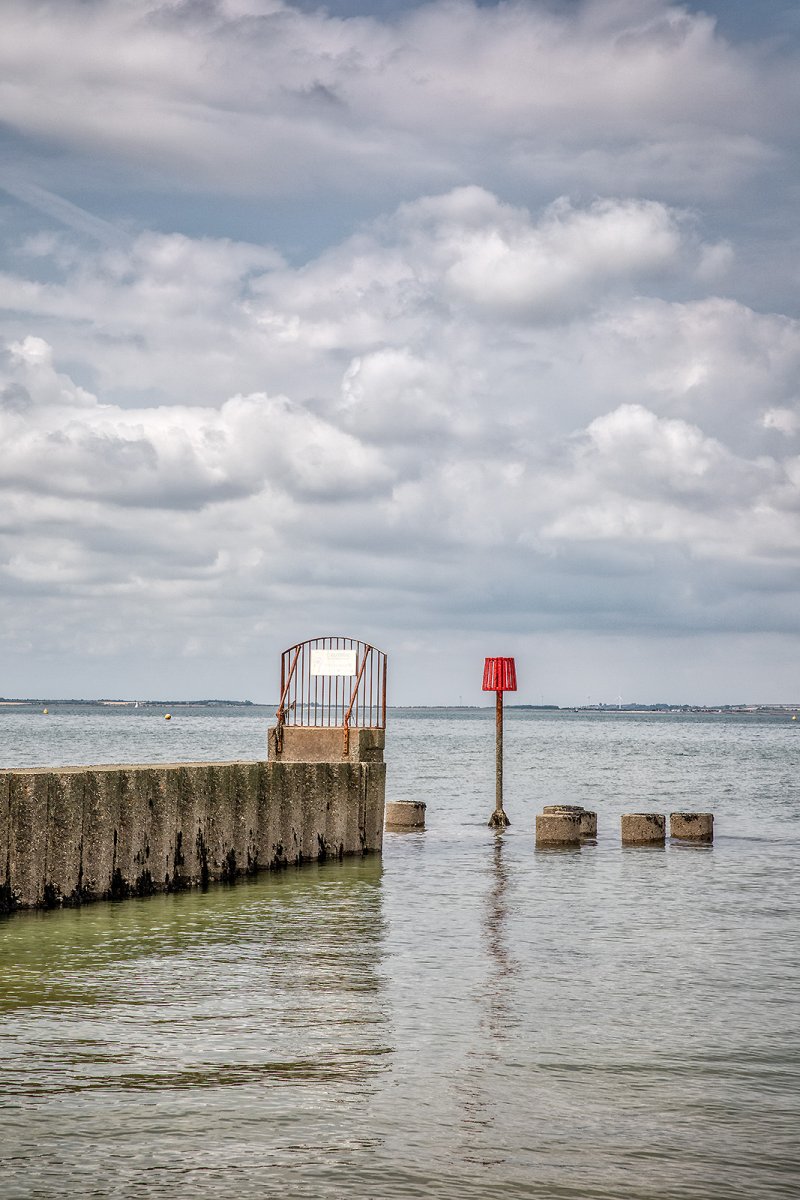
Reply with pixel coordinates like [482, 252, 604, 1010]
[0, 753, 385, 913]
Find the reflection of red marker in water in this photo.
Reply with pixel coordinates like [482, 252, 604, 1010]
[482, 657, 516, 829]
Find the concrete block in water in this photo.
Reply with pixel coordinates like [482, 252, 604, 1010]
[0, 773, 12, 909]
[7, 774, 49, 908]
[147, 768, 179, 891]
[236, 761, 262, 876]
[81, 768, 120, 899]
[670, 812, 714, 842]
[171, 763, 209, 887]
[44, 772, 85, 905]
[385, 801, 426, 830]
[300, 762, 334, 861]
[187, 762, 263, 882]
[535, 811, 581, 846]
[116, 768, 157, 897]
[543, 804, 597, 839]
[268, 726, 385, 764]
[621, 812, 666, 845]
[202, 764, 241, 881]
[363, 765, 387, 851]
[0, 756, 385, 912]
[579, 810, 597, 839]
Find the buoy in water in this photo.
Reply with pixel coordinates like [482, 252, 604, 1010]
[164, 713, 171, 720]
[43, 708, 48, 714]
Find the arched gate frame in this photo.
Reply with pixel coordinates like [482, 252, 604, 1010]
[275, 636, 387, 755]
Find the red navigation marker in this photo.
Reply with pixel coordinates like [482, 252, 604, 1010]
[482, 656, 517, 828]
[482, 657, 517, 693]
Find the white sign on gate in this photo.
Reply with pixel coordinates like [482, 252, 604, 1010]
[310, 648, 357, 676]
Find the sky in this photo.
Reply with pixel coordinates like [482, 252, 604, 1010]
[1, 0, 799, 706]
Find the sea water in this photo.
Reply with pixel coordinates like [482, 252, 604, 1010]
[1, 707, 799, 1198]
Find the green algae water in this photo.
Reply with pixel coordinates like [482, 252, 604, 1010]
[1, 708, 799, 1198]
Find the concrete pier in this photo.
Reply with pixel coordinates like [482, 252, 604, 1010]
[670, 812, 714, 842]
[536, 811, 581, 847]
[621, 812, 666, 845]
[384, 801, 426, 830]
[1, 738, 386, 913]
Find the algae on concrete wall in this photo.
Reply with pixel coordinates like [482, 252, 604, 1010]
[0, 758, 385, 912]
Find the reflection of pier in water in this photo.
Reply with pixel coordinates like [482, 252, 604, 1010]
[1, 859, 393, 1128]
[249, 860, 392, 1104]
[455, 834, 522, 1169]
[484, 835, 520, 1038]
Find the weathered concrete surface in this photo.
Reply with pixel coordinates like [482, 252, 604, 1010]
[543, 804, 597, 839]
[0, 773, 10, 911]
[268, 726, 385, 764]
[579, 810, 598, 839]
[0, 757, 385, 913]
[621, 812, 666, 845]
[385, 800, 426, 830]
[535, 812, 581, 847]
[670, 812, 714, 842]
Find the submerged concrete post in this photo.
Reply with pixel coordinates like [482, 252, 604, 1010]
[579, 810, 597, 839]
[536, 811, 581, 847]
[621, 813, 665, 845]
[670, 812, 714, 842]
[1, 755, 387, 913]
[543, 805, 597, 839]
[384, 801, 426, 830]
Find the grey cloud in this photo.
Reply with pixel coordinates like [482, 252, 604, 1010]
[0, 340, 394, 513]
[0, 2, 799, 701]
[4, 179, 797, 651]
[0, 382, 31, 411]
[0, 0, 796, 210]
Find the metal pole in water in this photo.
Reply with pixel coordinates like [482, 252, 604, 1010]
[483, 656, 515, 829]
[490, 688, 510, 827]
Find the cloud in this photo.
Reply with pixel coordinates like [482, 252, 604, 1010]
[0, 0, 799, 700]
[0, 0, 795, 209]
[0, 190, 717, 413]
[540, 404, 797, 565]
[415, 192, 688, 318]
[2, 179, 799, 668]
[763, 407, 800, 437]
[0, 338, 392, 510]
[2, 190, 798, 536]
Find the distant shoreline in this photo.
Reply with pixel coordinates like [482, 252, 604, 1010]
[1, 698, 797, 716]
[0, 698, 258, 708]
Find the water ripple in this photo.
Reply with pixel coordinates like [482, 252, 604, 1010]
[1, 709, 799, 1198]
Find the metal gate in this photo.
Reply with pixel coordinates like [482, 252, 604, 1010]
[274, 636, 387, 754]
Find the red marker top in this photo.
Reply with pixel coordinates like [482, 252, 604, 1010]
[482, 657, 517, 692]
